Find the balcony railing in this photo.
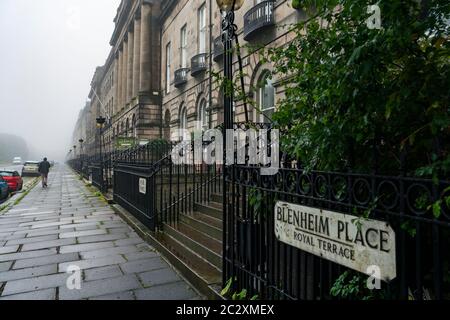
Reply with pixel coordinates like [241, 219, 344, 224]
[213, 36, 224, 62]
[191, 53, 208, 76]
[174, 68, 189, 87]
[243, 0, 275, 41]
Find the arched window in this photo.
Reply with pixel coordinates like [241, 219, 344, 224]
[198, 99, 209, 131]
[125, 119, 129, 137]
[255, 71, 275, 123]
[179, 105, 188, 140]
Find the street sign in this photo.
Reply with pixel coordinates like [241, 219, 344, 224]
[139, 178, 146, 195]
[116, 137, 137, 150]
[274, 201, 396, 281]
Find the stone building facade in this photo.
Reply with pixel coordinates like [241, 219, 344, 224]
[72, 0, 303, 154]
[160, 0, 303, 141]
[72, 0, 162, 155]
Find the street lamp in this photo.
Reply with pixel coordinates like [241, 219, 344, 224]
[217, 0, 245, 133]
[216, 0, 244, 11]
[79, 139, 84, 174]
[216, 0, 244, 286]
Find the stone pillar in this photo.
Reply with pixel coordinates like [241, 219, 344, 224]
[139, 4, 151, 92]
[133, 15, 141, 99]
[117, 48, 123, 110]
[122, 37, 128, 106]
[114, 53, 119, 114]
[127, 28, 134, 103]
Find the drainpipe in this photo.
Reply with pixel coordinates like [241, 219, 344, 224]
[208, 0, 213, 129]
[159, 10, 163, 140]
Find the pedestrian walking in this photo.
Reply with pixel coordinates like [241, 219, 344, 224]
[38, 157, 51, 188]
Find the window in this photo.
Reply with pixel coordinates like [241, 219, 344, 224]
[198, 4, 207, 53]
[180, 105, 188, 141]
[166, 43, 171, 94]
[256, 72, 275, 123]
[180, 25, 187, 68]
[198, 99, 209, 131]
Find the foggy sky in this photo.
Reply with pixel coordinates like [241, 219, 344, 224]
[0, 0, 121, 161]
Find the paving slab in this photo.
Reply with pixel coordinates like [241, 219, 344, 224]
[59, 255, 127, 272]
[59, 274, 141, 300]
[138, 268, 182, 287]
[0, 288, 56, 300]
[2, 273, 68, 296]
[89, 291, 135, 300]
[80, 245, 140, 260]
[0, 248, 58, 263]
[120, 257, 168, 274]
[84, 265, 123, 281]
[0, 245, 20, 255]
[0, 261, 13, 272]
[134, 282, 198, 300]
[13, 253, 79, 270]
[59, 242, 115, 254]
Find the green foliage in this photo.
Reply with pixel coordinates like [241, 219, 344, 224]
[267, 0, 449, 178]
[292, 0, 302, 10]
[330, 270, 387, 300]
[400, 220, 417, 237]
[249, 188, 263, 213]
[221, 277, 259, 300]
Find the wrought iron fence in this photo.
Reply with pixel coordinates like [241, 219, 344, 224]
[223, 123, 450, 300]
[68, 122, 450, 301]
[113, 139, 222, 231]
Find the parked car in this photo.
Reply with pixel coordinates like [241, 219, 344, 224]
[13, 157, 22, 165]
[22, 161, 40, 177]
[0, 176, 9, 200]
[0, 170, 23, 192]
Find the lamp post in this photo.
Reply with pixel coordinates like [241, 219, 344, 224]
[96, 116, 106, 192]
[79, 139, 84, 175]
[216, 0, 244, 288]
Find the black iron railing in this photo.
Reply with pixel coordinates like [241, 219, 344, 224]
[213, 36, 224, 62]
[243, 0, 276, 41]
[113, 139, 222, 232]
[90, 162, 104, 192]
[114, 163, 155, 229]
[191, 53, 208, 76]
[154, 141, 223, 231]
[223, 123, 450, 300]
[174, 68, 189, 87]
[68, 121, 450, 301]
